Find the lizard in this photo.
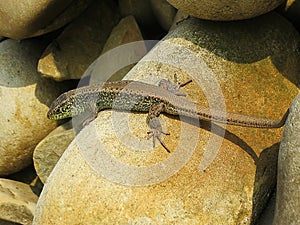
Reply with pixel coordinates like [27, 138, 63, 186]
[47, 79, 289, 152]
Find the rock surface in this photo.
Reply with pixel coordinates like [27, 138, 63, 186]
[37, 0, 119, 81]
[0, 178, 38, 225]
[0, 0, 92, 39]
[33, 14, 299, 225]
[273, 94, 300, 225]
[33, 121, 74, 183]
[0, 39, 64, 175]
[166, 0, 285, 21]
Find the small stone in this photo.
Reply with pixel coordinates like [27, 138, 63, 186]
[277, 0, 300, 31]
[0, 39, 66, 175]
[88, 15, 144, 82]
[255, 192, 276, 225]
[166, 0, 285, 20]
[119, 0, 156, 27]
[38, 0, 119, 81]
[33, 121, 74, 183]
[102, 16, 143, 54]
[0, 178, 38, 225]
[150, 0, 177, 31]
[273, 94, 300, 225]
[0, 0, 93, 39]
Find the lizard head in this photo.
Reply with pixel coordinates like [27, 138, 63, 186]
[47, 91, 84, 120]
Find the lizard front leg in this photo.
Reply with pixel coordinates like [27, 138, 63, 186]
[146, 102, 170, 153]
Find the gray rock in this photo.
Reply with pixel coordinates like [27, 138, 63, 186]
[33, 14, 299, 224]
[256, 192, 276, 225]
[0, 0, 93, 39]
[277, 0, 300, 31]
[99, 15, 144, 82]
[166, 0, 284, 21]
[150, 0, 177, 31]
[0, 39, 64, 175]
[0, 178, 38, 225]
[273, 94, 300, 225]
[33, 121, 74, 183]
[119, 0, 156, 27]
[37, 0, 119, 81]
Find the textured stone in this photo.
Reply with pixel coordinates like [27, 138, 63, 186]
[0, 39, 65, 175]
[33, 13, 299, 225]
[273, 94, 300, 225]
[0, 179, 38, 225]
[38, 0, 119, 81]
[33, 121, 74, 183]
[0, 0, 92, 39]
[166, 0, 285, 21]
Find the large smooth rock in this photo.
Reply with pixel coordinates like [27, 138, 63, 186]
[0, 0, 92, 39]
[38, 0, 119, 81]
[0, 39, 64, 175]
[33, 13, 299, 224]
[0, 179, 38, 225]
[273, 94, 300, 225]
[166, 0, 285, 21]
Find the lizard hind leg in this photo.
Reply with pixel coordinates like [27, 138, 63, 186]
[146, 103, 170, 153]
[147, 117, 170, 153]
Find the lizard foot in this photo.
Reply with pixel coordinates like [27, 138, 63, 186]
[147, 117, 170, 153]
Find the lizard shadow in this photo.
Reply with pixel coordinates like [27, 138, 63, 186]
[167, 114, 280, 223]
[165, 114, 259, 164]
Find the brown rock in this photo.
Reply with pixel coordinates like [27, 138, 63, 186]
[33, 13, 299, 225]
[166, 0, 284, 21]
[0, 39, 65, 176]
[38, 0, 119, 81]
[0, 0, 92, 39]
[0, 179, 38, 225]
